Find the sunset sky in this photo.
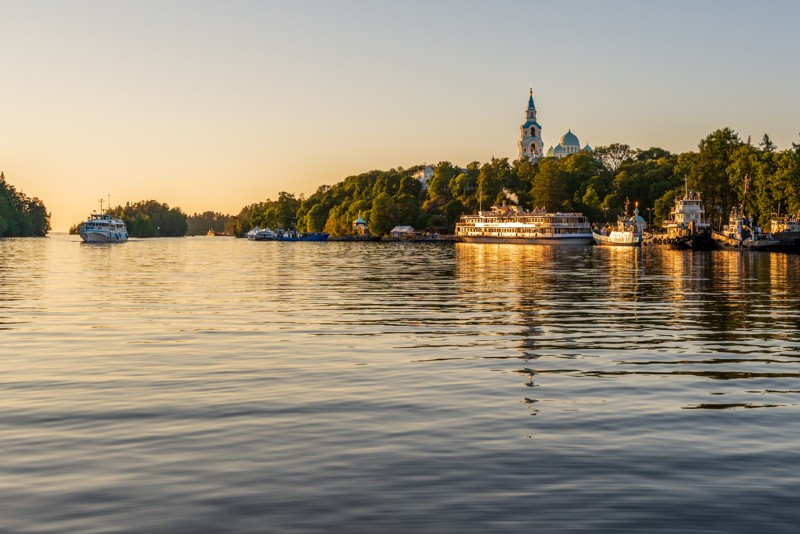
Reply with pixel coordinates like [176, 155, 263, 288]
[2, 0, 799, 231]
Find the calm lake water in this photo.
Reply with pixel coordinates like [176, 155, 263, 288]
[2, 235, 800, 532]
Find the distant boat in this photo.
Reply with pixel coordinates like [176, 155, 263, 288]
[206, 229, 231, 237]
[79, 202, 128, 243]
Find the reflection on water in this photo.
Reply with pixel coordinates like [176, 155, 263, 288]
[0, 238, 46, 331]
[456, 244, 800, 403]
[3, 237, 800, 532]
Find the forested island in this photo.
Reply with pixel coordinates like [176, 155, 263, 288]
[223, 127, 800, 238]
[61, 127, 800, 239]
[0, 172, 50, 237]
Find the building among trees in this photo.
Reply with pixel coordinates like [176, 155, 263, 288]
[547, 130, 593, 159]
[412, 166, 434, 190]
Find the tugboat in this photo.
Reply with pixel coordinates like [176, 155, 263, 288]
[770, 212, 800, 251]
[78, 199, 128, 243]
[712, 206, 780, 251]
[645, 188, 714, 250]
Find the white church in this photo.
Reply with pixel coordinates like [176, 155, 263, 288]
[518, 86, 592, 161]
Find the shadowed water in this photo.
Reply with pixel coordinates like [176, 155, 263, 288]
[2, 236, 800, 532]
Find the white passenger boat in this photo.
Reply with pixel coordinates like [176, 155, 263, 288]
[246, 227, 278, 241]
[593, 222, 642, 246]
[78, 203, 128, 243]
[455, 203, 593, 245]
[593, 205, 647, 247]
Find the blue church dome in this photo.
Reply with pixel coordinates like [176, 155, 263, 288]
[560, 130, 580, 147]
[553, 143, 566, 154]
[583, 144, 592, 152]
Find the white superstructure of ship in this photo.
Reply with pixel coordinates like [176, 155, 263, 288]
[455, 203, 593, 245]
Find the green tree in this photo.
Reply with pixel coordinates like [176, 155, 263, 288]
[687, 128, 742, 227]
[477, 163, 501, 208]
[369, 192, 396, 236]
[531, 158, 567, 211]
[0, 172, 50, 237]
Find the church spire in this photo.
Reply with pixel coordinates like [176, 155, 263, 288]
[519, 85, 543, 162]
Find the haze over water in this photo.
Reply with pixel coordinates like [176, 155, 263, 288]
[2, 236, 800, 532]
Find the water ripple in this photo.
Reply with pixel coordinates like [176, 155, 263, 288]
[2, 237, 800, 531]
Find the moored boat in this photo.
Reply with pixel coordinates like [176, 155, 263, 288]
[712, 206, 780, 251]
[277, 231, 329, 242]
[645, 189, 714, 250]
[246, 227, 278, 241]
[593, 205, 647, 247]
[455, 203, 593, 245]
[593, 224, 642, 246]
[770, 212, 800, 251]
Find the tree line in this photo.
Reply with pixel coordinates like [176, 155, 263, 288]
[180, 127, 800, 237]
[220, 128, 796, 237]
[0, 172, 50, 237]
[47, 126, 800, 239]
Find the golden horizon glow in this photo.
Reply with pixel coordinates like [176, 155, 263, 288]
[2, 1, 799, 232]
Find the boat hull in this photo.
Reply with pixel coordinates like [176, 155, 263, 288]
[712, 231, 781, 251]
[645, 232, 715, 250]
[277, 233, 329, 242]
[592, 231, 642, 247]
[458, 235, 593, 245]
[774, 231, 800, 252]
[79, 231, 128, 243]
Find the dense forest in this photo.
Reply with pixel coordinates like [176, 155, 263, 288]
[63, 127, 800, 239]
[225, 127, 800, 237]
[186, 211, 232, 236]
[0, 172, 50, 237]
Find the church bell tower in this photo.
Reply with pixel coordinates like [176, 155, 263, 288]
[518, 85, 543, 161]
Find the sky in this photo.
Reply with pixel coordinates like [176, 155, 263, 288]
[1, 0, 799, 231]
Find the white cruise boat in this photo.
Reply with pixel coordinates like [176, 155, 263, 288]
[455, 203, 593, 245]
[246, 226, 278, 241]
[78, 205, 128, 243]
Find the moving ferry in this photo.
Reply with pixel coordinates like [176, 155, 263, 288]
[78, 205, 128, 243]
[455, 203, 593, 245]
